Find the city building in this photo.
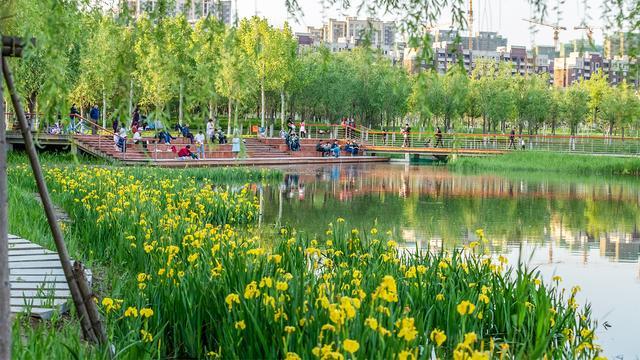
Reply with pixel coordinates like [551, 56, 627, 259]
[126, 0, 232, 25]
[431, 29, 507, 51]
[295, 16, 397, 58]
[553, 51, 637, 87]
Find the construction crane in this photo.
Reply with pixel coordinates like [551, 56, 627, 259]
[522, 18, 567, 51]
[573, 23, 601, 43]
[575, 24, 625, 58]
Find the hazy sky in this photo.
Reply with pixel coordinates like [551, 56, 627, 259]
[236, 0, 609, 47]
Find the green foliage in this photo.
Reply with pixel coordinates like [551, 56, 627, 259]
[450, 151, 640, 176]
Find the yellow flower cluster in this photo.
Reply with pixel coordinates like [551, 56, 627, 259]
[25, 164, 604, 359]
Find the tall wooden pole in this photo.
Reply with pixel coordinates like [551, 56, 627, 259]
[2, 57, 98, 344]
[0, 50, 11, 360]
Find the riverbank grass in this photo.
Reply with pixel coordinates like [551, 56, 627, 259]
[449, 151, 640, 175]
[8, 162, 606, 359]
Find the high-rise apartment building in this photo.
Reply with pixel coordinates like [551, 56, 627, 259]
[126, 0, 232, 25]
[431, 29, 507, 51]
[295, 16, 397, 58]
[554, 52, 637, 87]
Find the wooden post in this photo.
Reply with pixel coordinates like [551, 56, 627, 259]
[0, 50, 11, 360]
[2, 57, 99, 344]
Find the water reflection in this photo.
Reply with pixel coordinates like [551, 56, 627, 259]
[260, 163, 640, 265]
[253, 163, 640, 357]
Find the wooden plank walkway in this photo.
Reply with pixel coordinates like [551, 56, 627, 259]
[123, 155, 390, 168]
[364, 145, 506, 156]
[8, 233, 91, 319]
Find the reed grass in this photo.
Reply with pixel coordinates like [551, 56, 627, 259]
[449, 151, 640, 176]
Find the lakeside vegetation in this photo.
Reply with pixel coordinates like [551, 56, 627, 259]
[7, 161, 606, 358]
[3, 0, 639, 138]
[449, 151, 640, 176]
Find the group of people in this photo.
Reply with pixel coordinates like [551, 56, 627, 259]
[286, 118, 307, 138]
[206, 119, 228, 144]
[341, 117, 356, 138]
[508, 128, 527, 150]
[400, 124, 444, 148]
[316, 139, 360, 157]
[281, 118, 307, 151]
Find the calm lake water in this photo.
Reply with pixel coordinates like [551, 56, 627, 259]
[255, 163, 640, 358]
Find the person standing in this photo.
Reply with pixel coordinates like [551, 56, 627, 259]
[194, 130, 206, 159]
[112, 117, 119, 134]
[508, 128, 516, 149]
[69, 103, 80, 132]
[231, 135, 241, 158]
[206, 118, 216, 143]
[402, 123, 411, 147]
[131, 106, 140, 129]
[299, 120, 307, 138]
[89, 104, 100, 134]
[434, 127, 443, 148]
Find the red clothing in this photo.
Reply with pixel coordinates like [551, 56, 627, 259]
[177, 147, 191, 157]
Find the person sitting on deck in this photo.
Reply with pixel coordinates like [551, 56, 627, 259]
[216, 129, 227, 144]
[316, 141, 330, 157]
[345, 140, 359, 156]
[177, 145, 198, 160]
[331, 141, 341, 158]
[157, 130, 175, 144]
[116, 128, 127, 153]
[288, 133, 301, 151]
[175, 123, 195, 144]
[133, 128, 148, 149]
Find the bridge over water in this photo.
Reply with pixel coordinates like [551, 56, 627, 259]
[317, 125, 640, 158]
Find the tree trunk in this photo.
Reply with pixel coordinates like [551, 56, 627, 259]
[208, 98, 214, 128]
[0, 57, 10, 360]
[128, 78, 133, 116]
[551, 119, 556, 135]
[233, 102, 239, 134]
[280, 90, 285, 130]
[102, 89, 107, 128]
[227, 98, 232, 135]
[609, 121, 614, 136]
[260, 77, 265, 128]
[179, 80, 184, 126]
[27, 92, 36, 116]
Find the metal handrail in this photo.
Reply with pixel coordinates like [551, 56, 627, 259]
[70, 114, 129, 161]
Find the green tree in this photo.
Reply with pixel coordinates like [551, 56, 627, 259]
[238, 17, 271, 128]
[584, 69, 609, 127]
[189, 17, 225, 128]
[216, 28, 257, 134]
[561, 82, 589, 136]
[515, 74, 552, 134]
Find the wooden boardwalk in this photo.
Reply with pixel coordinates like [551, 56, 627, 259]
[364, 145, 506, 157]
[8, 234, 90, 319]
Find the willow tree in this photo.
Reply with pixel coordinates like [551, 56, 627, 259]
[72, 15, 126, 126]
[134, 16, 176, 123]
[190, 17, 225, 127]
[165, 16, 193, 125]
[216, 28, 257, 134]
[265, 22, 297, 129]
[237, 17, 271, 128]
